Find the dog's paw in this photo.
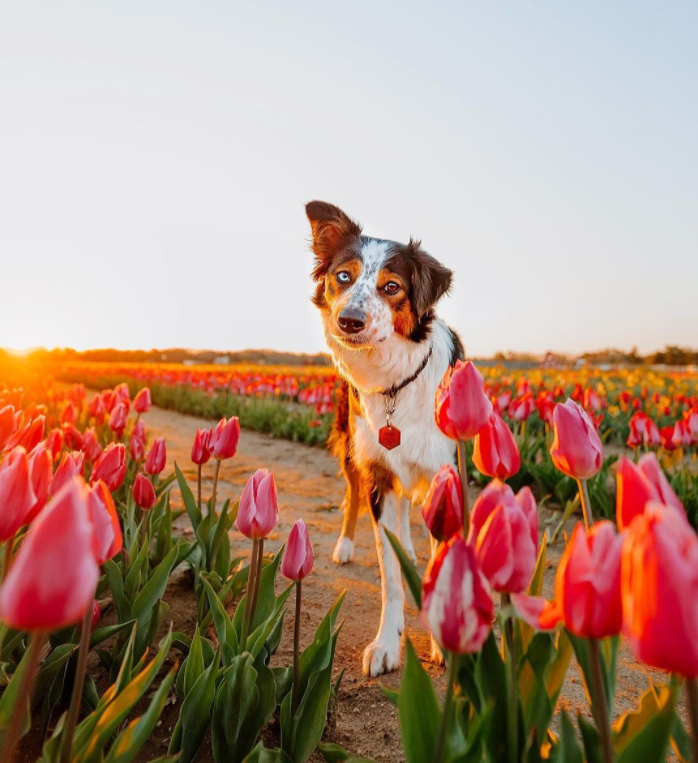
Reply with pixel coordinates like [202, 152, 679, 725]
[362, 633, 403, 677]
[429, 637, 445, 666]
[332, 536, 355, 565]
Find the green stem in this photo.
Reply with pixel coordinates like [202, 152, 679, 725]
[249, 538, 264, 631]
[433, 652, 459, 763]
[0, 632, 47, 763]
[292, 580, 302, 715]
[686, 678, 698, 763]
[197, 464, 202, 515]
[456, 440, 470, 537]
[1, 532, 16, 584]
[240, 538, 260, 650]
[577, 478, 594, 531]
[210, 460, 221, 518]
[502, 593, 518, 763]
[60, 605, 93, 763]
[589, 638, 613, 763]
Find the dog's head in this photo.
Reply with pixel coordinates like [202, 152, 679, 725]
[306, 201, 453, 350]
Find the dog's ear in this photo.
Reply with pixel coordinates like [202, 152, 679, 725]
[306, 201, 362, 278]
[407, 239, 453, 316]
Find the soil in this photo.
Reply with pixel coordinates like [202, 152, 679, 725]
[19, 403, 690, 762]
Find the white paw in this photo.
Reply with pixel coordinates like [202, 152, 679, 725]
[362, 633, 403, 677]
[332, 536, 355, 565]
[429, 637, 445, 666]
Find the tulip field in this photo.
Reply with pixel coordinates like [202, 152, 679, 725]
[0, 355, 697, 762]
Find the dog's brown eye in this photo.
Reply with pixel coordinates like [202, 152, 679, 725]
[383, 281, 400, 295]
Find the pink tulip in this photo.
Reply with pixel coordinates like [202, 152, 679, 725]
[87, 480, 123, 565]
[25, 442, 52, 524]
[0, 405, 17, 450]
[191, 428, 212, 466]
[108, 403, 128, 437]
[468, 481, 538, 593]
[472, 412, 521, 479]
[421, 535, 494, 654]
[90, 443, 126, 492]
[133, 473, 157, 510]
[0, 478, 99, 631]
[133, 387, 152, 414]
[4, 415, 45, 453]
[236, 469, 278, 539]
[49, 451, 85, 498]
[82, 427, 103, 463]
[421, 464, 463, 541]
[210, 417, 241, 460]
[281, 519, 314, 580]
[144, 437, 166, 476]
[45, 428, 65, 460]
[0, 447, 37, 541]
[549, 399, 603, 480]
[434, 361, 493, 441]
[616, 453, 684, 530]
[622, 502, 698, 677]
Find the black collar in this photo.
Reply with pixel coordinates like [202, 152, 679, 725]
[381, 345, 433, 399]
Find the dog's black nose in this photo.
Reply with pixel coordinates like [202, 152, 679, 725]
[337, 308, 366, 335]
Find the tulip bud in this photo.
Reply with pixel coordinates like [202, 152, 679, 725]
[133, 387, 152, 414]
[129, 428, 145, 462]
[90, 443, 126, 492]
[0, 447, 37, 541]
[59, 401, 77, 425]
[133, 473, 157, 510]
[0, 477, 99, 631]
[281, 519, 314, 581]
[191, 428, 212, 466]
[421, 464, 463, 542]
[144, 437, 166, 476]
[45, 427, 64, 460]
[4, 415, 45, 453]
[472, 412, 521, 480]
[549, 399, 603, 480]
[0, 405, 16, 450]
[468, 481, 538, 593]
[25, 442, 52, 525]
[82, 427, 103, 463]
[210, 417, 241, 460]
[49, 451, 85, 498]
[62, 422, 85, 451]
[621, 502, 698, 677]
[421, 535, 494, 654]
[236, 469, 278, 539]
[434, 361, 493, 441]
[87, 480, 123, 565]
[109, 403, 128, 437]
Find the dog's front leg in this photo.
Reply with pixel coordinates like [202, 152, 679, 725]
[363, 489, 405, 677]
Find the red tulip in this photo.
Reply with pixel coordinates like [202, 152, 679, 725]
[672, 419, 693, 448]
[0, 447, 37, 541]
[26, 442, 52, 524]
[0, 478, 99, 631]
[209, 417, 241, 460]
[508, 392, 535, 422]
[133, 387, 152, 414]
[59, 401, 77, 425]
[191, 428, 212, 466]
[144, 437, 166, 475]
[616, 454, 684, 530]
[90, 443, 126, 492]
[4, 415, 45, 453]
[114, 383, 131, 406]
[468, 481, 538, 593]
[549, 399, 603, 480]
[434, 360, 493, 441]
[87, 394, 106, 424]
[61, 422, 85, 450]
[622, 502, 698, 677]
[281, 519, 314, 580]
[583, 387, 602, 412]
[0, 405, 17, 450]
[90, 599, 101, 630]
[421, 464, 463, 541]
[45, 428, 64, 460]
[49, 451, 85, 498]
[133, 473, 157, 510]
[686, 408, 698, 438]
[627, 412, 661, 449]
[109, 403, 128, 437]
[129, 427, 145, 462]
[421, 535, 494, 654]
[87, 480, 123, 564]
[472, 412, 521, 479]
[659, 426, 676, 452]
[236, 469, 278, 539]
[82, 427, 103, 463]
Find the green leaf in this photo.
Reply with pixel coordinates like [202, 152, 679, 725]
[201, 574, 238, 664]
[103, 665, 177, 763]
[89, 620, 135, 650]
[613, 683, 677, 762]
[384, 528, 422, 609]
[397, 640, 441, 763]
[103, 558, 133, 623]
[243, 742, 291, 762]
[0, 640, 36, 744]
[181, 627, 205, 699]
[233, 545, 286, 641]
[176, 462, 202, 530]
[132, 544, 180, 621]
[554, 711, 584, 763]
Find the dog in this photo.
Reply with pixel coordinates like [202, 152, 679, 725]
[306, 201, 464, 676]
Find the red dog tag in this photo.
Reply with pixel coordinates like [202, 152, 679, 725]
[378, 425, 401, 450]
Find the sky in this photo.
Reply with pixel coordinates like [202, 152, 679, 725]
[1, 0, 696, 357]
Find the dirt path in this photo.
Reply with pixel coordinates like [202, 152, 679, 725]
[144, 404, 686, 762]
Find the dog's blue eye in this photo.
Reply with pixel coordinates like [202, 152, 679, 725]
[337, 272, 351, 283]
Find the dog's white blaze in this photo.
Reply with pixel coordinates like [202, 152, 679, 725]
[343, 239, 394, 343]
